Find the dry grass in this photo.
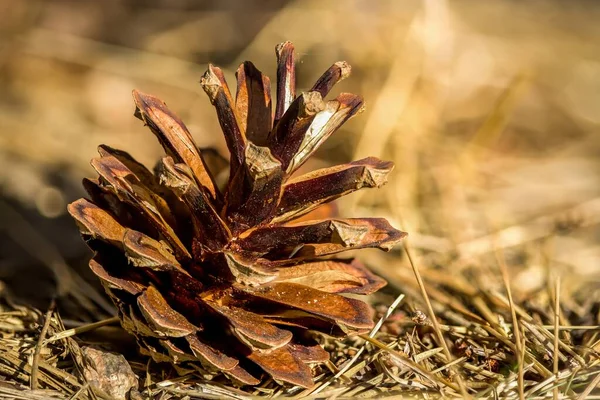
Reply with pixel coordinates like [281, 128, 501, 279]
[1, 0, 600, 398]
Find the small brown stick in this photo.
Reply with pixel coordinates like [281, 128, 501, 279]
[31, 298, 56, 390]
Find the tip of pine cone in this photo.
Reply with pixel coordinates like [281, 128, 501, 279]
[199, 64, 223, 102]
[334, 61, 352, 79]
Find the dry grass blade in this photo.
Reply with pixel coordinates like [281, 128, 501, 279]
[496, 247, 525, 400]
[305, 292, 405, 397]
[0, 383, 67, 400]
[360, 335, 456, 391]
[44, 316, 120, 344]
[576, 372, 600, 400]
[162, 386, 250, 400]
[403, 242, 469, 397]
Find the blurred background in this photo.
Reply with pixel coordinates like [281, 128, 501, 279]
[1, 0, 600, 321]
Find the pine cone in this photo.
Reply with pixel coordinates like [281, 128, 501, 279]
[68, 41, 406, 388]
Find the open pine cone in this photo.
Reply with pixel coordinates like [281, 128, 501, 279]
[68, 42, 406, 388]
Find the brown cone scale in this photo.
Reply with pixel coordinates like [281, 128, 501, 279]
[68, 42, 406, 388]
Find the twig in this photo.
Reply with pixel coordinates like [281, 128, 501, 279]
[30, 298, 56, 390]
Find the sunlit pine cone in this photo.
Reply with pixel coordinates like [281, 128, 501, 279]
[68, 41, 406, 388]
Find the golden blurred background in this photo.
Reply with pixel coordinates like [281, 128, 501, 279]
[1, 0, 600, 319]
